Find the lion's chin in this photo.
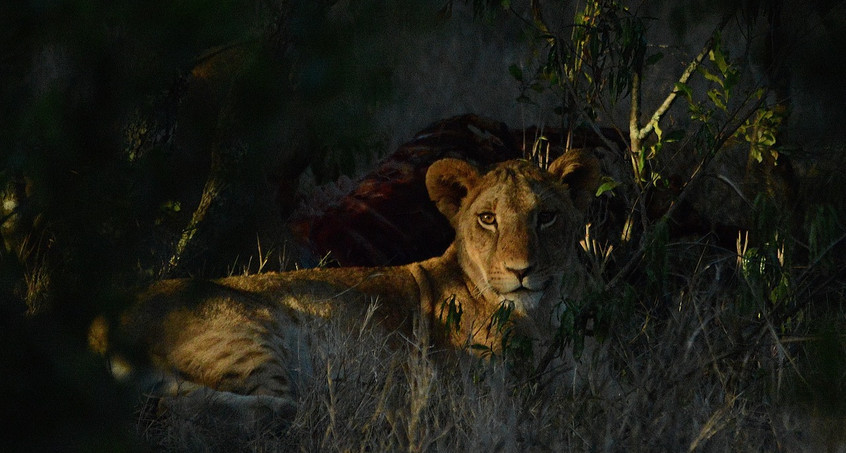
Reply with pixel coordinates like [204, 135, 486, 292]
[498, 288, 545, 313]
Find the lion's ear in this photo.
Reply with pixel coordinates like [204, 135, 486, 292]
[426, 158, 481, 224]
[548, 149, 600, 212]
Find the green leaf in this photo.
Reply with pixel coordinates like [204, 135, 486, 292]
[674, 82, 692, 101]
[596, 176, 620, 197]
[707, 89, 726, 110]
[470, 343, 491, 353]
[160, 200, 181, 213]
[439, 295, 463, 332]
[701, 67, 724, 88]
[761, 135, 776, 147]
[491, 302, 515, 331]
[649, 141, 663, 158]
[724, 69, 739, 92]
[711, 46, 730, 76]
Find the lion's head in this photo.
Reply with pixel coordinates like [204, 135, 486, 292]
[426, 151, 599, 315]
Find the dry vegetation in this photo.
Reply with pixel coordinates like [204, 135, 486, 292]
[137, 175, 846, 451]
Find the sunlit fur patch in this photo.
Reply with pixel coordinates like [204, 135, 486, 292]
[452, 160, 581, 316]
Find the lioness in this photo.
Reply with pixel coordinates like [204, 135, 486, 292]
[106, 151, 598, 412]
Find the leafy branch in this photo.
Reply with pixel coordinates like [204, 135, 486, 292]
[628, 14, 731, 182]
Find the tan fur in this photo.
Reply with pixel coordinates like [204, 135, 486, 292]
[112, 151, 599, 402]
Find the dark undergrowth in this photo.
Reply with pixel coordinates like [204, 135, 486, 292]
[138, 166, 846, 451]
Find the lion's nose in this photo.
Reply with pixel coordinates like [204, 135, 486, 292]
[506, 264, 534, 282]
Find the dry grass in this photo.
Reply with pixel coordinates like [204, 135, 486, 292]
[128, 146, 846, 452]
[136, 243, 846, 451]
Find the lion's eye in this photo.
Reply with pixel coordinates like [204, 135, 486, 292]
[478, 212, 497, 227]
[538, 211, 557, 229]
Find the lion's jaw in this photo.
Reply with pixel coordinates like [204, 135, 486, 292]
[458, 242, 561, 314]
